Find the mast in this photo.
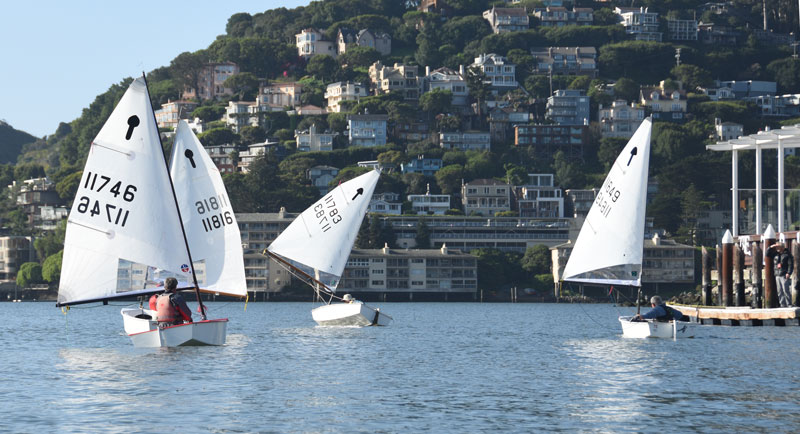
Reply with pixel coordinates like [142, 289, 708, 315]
[142, 72, 207, 320]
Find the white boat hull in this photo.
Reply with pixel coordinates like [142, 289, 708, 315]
[619, 316, 695, 339]
[120, 308, 228, 347]
[311, 302, 392, 327]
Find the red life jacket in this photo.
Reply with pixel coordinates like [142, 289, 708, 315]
[156, 294, 179, 324]
[148, 294, 158, 311]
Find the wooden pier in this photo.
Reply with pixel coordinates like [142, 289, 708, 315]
[669, 304, 800, 326]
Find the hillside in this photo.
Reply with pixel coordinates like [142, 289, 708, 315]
[0, 120, 37, 164]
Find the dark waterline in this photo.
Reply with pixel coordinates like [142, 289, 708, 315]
[2, 302, 799, 433]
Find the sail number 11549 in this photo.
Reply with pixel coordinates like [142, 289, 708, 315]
[594, 180, 622, 218]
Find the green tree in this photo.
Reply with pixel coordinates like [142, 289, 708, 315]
[198, 128, 239, 147]
[306, 55, 340, 82]
[415, 217, 431, 247]
[338, 46, 381, 69]
[766, 58, 800, 93]
[42, 251, 63, 283]
[16, 262, 43, 288]
[223, 72, 260, 100]
[56, 171, 82, 203]
[613, 77, 640, 102]
[521, 244, 551, 275]
[419, 89, 453, 118]
[34, 220, 66, 260]
[191, 106, 226, 123]
[435, 164, 464, 194]
[471, 248, 526, 291]
[238, 126, 266, 145]
[670, 64, 712, 92]
[170, 51, 207, 100]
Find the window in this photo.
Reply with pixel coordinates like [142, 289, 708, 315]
[372, 269, 384, 274]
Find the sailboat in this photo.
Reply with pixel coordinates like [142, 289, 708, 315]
[57, 76, 246, 347]
[560, 118, 693, 338]
[264, 169, 392, 326]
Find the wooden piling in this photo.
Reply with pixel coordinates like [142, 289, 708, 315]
[764, 230, 777, 309]
[722, 232, 733, 306]
[702, 246, 713, 305]
[792, 236, 799, 307]
[734, 242, 745, 306]
[752, 241, 763, 309]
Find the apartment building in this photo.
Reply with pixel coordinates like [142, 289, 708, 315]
[325, 81, 368, 113]
[181, 62, 239, 101]
[347, 113, 388, 147]
[482, 7, 529, 33]
[462, 179, 511, 216]
[546, 89, 590, 126]
[368, 61, 420, 100]
[598, 100, 646, 138]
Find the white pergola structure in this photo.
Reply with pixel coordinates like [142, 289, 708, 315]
[706, 124, 800, 237]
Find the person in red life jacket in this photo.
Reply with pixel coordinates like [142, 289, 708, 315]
[156, 277, 192, 328]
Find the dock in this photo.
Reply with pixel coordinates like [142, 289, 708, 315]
[670, 304, 800, 326]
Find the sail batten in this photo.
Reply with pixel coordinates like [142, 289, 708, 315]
[562, 118, 652, 286]
[268, 170, 380, 292]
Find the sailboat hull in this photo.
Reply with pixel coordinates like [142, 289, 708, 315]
[618, 316, 695, 339]
[311, 302, 392, 327]
[121, 308, 228, 347]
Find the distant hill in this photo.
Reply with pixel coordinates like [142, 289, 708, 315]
[0, 121, 37, 164]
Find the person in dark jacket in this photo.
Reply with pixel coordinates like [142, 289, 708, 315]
[767, 242, 794, 307]
[155, 277, 192, 328]
[634, 295, 683, 322]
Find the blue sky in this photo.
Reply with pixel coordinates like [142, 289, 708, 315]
[1, 1, 311, 138]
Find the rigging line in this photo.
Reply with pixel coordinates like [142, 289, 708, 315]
[565, 281, 616, 332]
[68, 220, 112, 235]
[91, 141, 133, 157]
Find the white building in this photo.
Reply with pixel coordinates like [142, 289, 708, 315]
[409, 185, 451, 215]
[296, 28, 337, 58]
[370, 192, 402, 215]
[615, 7, 662, 41]
[422, 66, 469, 106]
[471, 54, 518, 89]
[325, 81, 368, 113]
[295, 124, 336, 152]
[714, 118, 743, 141]
[598, 100, 646, 138]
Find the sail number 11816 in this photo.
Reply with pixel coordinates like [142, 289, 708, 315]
[196, 194, 233, 232]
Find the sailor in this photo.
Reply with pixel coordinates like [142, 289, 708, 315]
[156, 277, 193, 328]
[633, 295, 683, 322]
[342, 294, 354, 303]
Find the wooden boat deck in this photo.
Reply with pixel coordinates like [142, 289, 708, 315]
[669, 304, 800, 326]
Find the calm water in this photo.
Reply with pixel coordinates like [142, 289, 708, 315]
[1, 301, 799, 433]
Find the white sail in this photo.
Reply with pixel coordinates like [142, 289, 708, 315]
[268, 169, 380, 291]
[169, 120, 247, 297]
[58, 77, 192, 305]
[561, 118, 652, 286]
